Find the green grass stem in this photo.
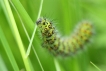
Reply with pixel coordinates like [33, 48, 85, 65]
[9, 0, 44, 71]
[0, 55, 8, 71]
[0, 27, 20, 71]
[90, 61, 102, 71]
[1, 0, 33, 71]
[26, 0, 43, 57]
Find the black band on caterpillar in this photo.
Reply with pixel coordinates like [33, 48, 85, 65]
[36, 17, 93, 56]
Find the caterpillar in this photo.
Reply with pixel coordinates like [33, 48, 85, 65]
[36, 17, 93, 56]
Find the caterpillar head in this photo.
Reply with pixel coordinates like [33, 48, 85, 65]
[36, 17, 55, 37]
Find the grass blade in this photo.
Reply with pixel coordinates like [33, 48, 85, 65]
[1, 0, 33, 71]
[10, 0, 35, 30]
[26, 0, 43, 57]
[0, 27, 20, 71]
[0, 55, 8, 71]
[54, 58, 63, 71]
[90, 61, 102, 71]
[9, 1, 44, 71]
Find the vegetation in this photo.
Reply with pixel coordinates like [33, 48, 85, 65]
[0, 0, 106, 71]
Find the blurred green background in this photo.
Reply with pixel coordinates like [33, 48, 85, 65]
[0, 0, 106, 71]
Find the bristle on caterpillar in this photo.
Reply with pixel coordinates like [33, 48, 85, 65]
[36, 17, 94, 56]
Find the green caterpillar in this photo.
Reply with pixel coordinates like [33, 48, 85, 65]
[36, 17, 93, 56]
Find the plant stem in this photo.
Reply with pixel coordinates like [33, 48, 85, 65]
[27, 0, 43, 57]
[54, 58, 65, 71]
[90, 61, 102, 71]
[9, 0, 44, 71]
[0, 27, 20, 71]
[1, 0, 32, 71]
